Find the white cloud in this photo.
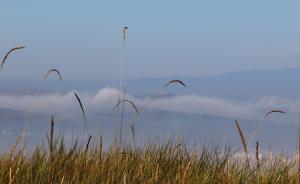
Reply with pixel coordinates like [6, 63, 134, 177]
[0, 88, 121, 115]
[142, 95, 296, 120]
[0, 87, 297, 120]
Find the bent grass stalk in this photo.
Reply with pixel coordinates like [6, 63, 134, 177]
[139, 78, 186, 114]
[248, 109, 285, 149]
[113, 99, 140, 115]
[235, 120, 249, 164]
[163, 79, 186, 88]
[1, 46, 25, 70]
[74, 92, 89, 136]
[247, 118, 263, 149]
[44, 68, 62, 81]
[22, 68, 63, 142]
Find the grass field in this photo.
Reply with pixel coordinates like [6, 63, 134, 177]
[0, 118, 299, 184]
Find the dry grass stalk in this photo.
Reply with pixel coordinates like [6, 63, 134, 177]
[122, 173, 127, 184]
[298, 132, 300, 175]
[264, 109, 285, 118]
[248, 109, 286, 149]
[9, 167, 12, 184]
[155, 164, 159, 182]
[163, 79, 186, 88]
[182, 159, 192, 183]
[9, 167, 19, 184]
[113, 99, 140, 115]
[131, 122, 136, 146]
[122, 27, 128, 47]
[50, 115, 55, 153]
[256, 140, 260, 169]
[114, 97, 122, 145]
[74, 92, 86, 119]
[120, 87, 127, 145]
[85, 135, 92, 154]
[99, 134, 103, 160]
[44, 68, 62, 81]
[1, 46, 25, 70]
[235, 120, 249, 163]
[60, 176, 65, 184]
[9, 134, 24, 162]
[47, 115, 55, 156]
[74, 92, 89, 136]
[226, 159, 231, 181]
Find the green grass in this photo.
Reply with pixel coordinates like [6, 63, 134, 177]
[1, 131, 300, 184]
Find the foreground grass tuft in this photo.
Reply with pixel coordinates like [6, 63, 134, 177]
[0, 135, 299, 184]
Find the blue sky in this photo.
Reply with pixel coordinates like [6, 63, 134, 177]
[0, 0, 299, 81]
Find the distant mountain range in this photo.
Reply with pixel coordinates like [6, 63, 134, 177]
[1, 68, 300, 99]
[127, 68, 300, 100]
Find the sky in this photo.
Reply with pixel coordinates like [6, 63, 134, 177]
[0, 0, 300, 81]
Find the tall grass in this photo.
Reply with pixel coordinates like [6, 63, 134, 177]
[0, 119, 299, 184]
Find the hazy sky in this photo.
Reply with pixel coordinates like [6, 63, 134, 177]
[0, 0, 299, 81]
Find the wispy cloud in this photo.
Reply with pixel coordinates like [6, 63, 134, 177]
[0, 87, 297, 120]
[0, 88, 121, 115]
[143, 95, 297, 120]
